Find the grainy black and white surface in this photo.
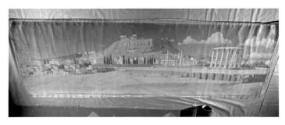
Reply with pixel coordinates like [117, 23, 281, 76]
[9, 9, 279, 117]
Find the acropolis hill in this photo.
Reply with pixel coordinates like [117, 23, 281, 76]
[104, 34, 153, 55]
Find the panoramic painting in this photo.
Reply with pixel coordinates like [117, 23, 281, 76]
[9, 9, 279, 116]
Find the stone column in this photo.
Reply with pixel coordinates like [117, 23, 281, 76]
[224, 48, 230, 69]
[214, 49, 219, 68]
[219, 48, 224, 68]
[210, 50, 215, 68]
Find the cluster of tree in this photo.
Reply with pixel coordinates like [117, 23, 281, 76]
[103, 55, 157, 65]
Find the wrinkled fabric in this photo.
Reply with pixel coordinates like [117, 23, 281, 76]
[9, 9, 279, 116]
[9, 9, 278, 22]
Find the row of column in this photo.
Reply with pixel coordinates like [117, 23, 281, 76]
[210, 48, 242, 69]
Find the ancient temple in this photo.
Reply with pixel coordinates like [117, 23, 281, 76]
[209, 47, 243, 69]
[126, 34, 153, 53]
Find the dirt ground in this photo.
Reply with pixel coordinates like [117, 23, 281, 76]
[23, 69, 263, 98]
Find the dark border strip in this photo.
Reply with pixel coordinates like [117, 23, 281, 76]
[9, 18, 279, 25]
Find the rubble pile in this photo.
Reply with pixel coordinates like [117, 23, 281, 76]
[20, 51, 113, 77]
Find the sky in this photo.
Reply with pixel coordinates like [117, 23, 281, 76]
[9, 20, 278, 61]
